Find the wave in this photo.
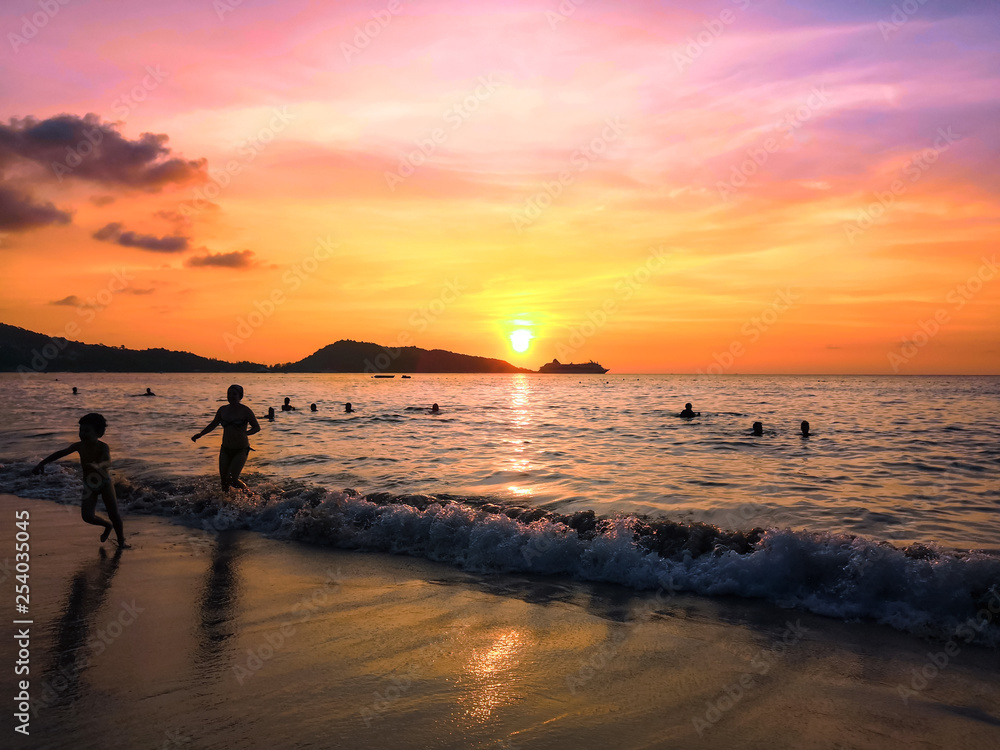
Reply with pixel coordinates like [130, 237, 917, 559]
[3, 460, 998, 646]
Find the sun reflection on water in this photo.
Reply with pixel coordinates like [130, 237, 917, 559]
[504, 375, 535, 498]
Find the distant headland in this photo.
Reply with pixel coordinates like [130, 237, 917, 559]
[0, 323, 539, 374]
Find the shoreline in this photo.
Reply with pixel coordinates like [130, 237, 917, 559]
[3, 493, 1000, 748]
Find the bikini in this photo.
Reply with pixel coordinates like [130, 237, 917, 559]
[219, 412, 252, 465]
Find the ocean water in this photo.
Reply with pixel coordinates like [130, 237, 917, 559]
[2, 372, 999, 643]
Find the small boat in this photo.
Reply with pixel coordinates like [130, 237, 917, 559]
[401, 375, 411, 379]
[537, 359, 609, 374]
[372, 375, 395, 378]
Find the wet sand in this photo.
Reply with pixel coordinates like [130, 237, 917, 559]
[2, 493, 1000, 749]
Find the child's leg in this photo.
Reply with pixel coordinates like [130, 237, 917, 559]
[81, 490, 113, 536]
[101, 485, 126, 544]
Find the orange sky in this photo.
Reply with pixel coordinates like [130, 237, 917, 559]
[1, 0, 997, 373]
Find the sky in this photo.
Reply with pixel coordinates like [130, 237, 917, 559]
[0, 0, 997, 373]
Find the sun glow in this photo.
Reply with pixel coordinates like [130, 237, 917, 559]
[509, 329, 533, 353]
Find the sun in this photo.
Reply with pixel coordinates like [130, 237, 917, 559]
[509, 329, 533, 353]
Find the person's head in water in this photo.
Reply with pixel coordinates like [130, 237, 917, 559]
[227, 384, 244, 404]
[310, 403, 317, 412]
[145, 388, 154, 396]
[267, 407, 275, 421]
[284, 397, 290, 405]
[752, 421, 763, 436]
[685, 403, 692, 410]
[72, 386, 78, 394]
[344, 402, 353, 413]
[431, 403, 440, 413]
[800, 420, 810, 437]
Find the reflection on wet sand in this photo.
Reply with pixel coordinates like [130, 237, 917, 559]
[459, 628, 529, 723]
[38, 547, 123, 709]
[195, 531, 244, 677]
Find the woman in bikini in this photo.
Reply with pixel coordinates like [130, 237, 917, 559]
[192, 384, 261, 491]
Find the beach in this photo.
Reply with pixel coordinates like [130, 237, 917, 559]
[4, 493, 1000, 749]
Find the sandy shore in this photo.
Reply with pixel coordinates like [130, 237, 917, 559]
[2, 493, 1000, 749]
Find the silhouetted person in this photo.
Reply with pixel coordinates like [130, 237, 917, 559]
[800, 420, 810, 437]
[143, 388, 155, 396]
[679, 402, 700, 418]
[281, 397, 296, 412]
[310, 403, 317, 412]
[266, 407, 275, 422]
[431, 403, 440, 413]
[344, 402, 353, 413]
[192, 384, 261, 492]
[72, 386, 78, 395]
[752, 421, 763, 436]
[33, 413, 128, 547]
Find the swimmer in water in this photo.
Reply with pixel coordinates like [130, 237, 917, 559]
[430, 403, 440, 413]
[310, 403, 317, 412]
[752, 421, 763, 436]
[191, 384, 261, 492]
[800, 420, 810, 437]
[344, 403, 353, 413]
[143, 388, 155, 396]
[281, 397, 296, 412]
[266, 407, 275, 422]
[72, 386, 78, 395]
[679, 402, 700, 418]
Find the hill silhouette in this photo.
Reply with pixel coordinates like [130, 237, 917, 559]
[277, 339, 532, 373]
[0, 324, 531, 374]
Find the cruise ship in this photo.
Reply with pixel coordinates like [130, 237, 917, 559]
[537, 359, 609, 374]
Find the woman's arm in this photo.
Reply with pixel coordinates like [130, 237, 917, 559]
[32, 443, 79, 473]
[192, 408, 223, 442]
[246, 408, 261, 437]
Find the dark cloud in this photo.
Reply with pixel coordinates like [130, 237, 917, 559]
[185, 250, 256, 269]
[0, 186, 72, 230]
[0, 113, 206, 188]
[50, 295, 83, 306]
[92, 221, 189, 253]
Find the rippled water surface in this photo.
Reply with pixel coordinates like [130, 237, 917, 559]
[2, 373, 998, 549]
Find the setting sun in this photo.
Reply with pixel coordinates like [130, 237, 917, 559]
[510, 329, 533, 353]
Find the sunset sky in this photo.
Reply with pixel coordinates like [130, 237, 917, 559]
[1, 0, 997, 373]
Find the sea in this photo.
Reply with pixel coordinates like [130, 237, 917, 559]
[2, 372, 999, 643]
